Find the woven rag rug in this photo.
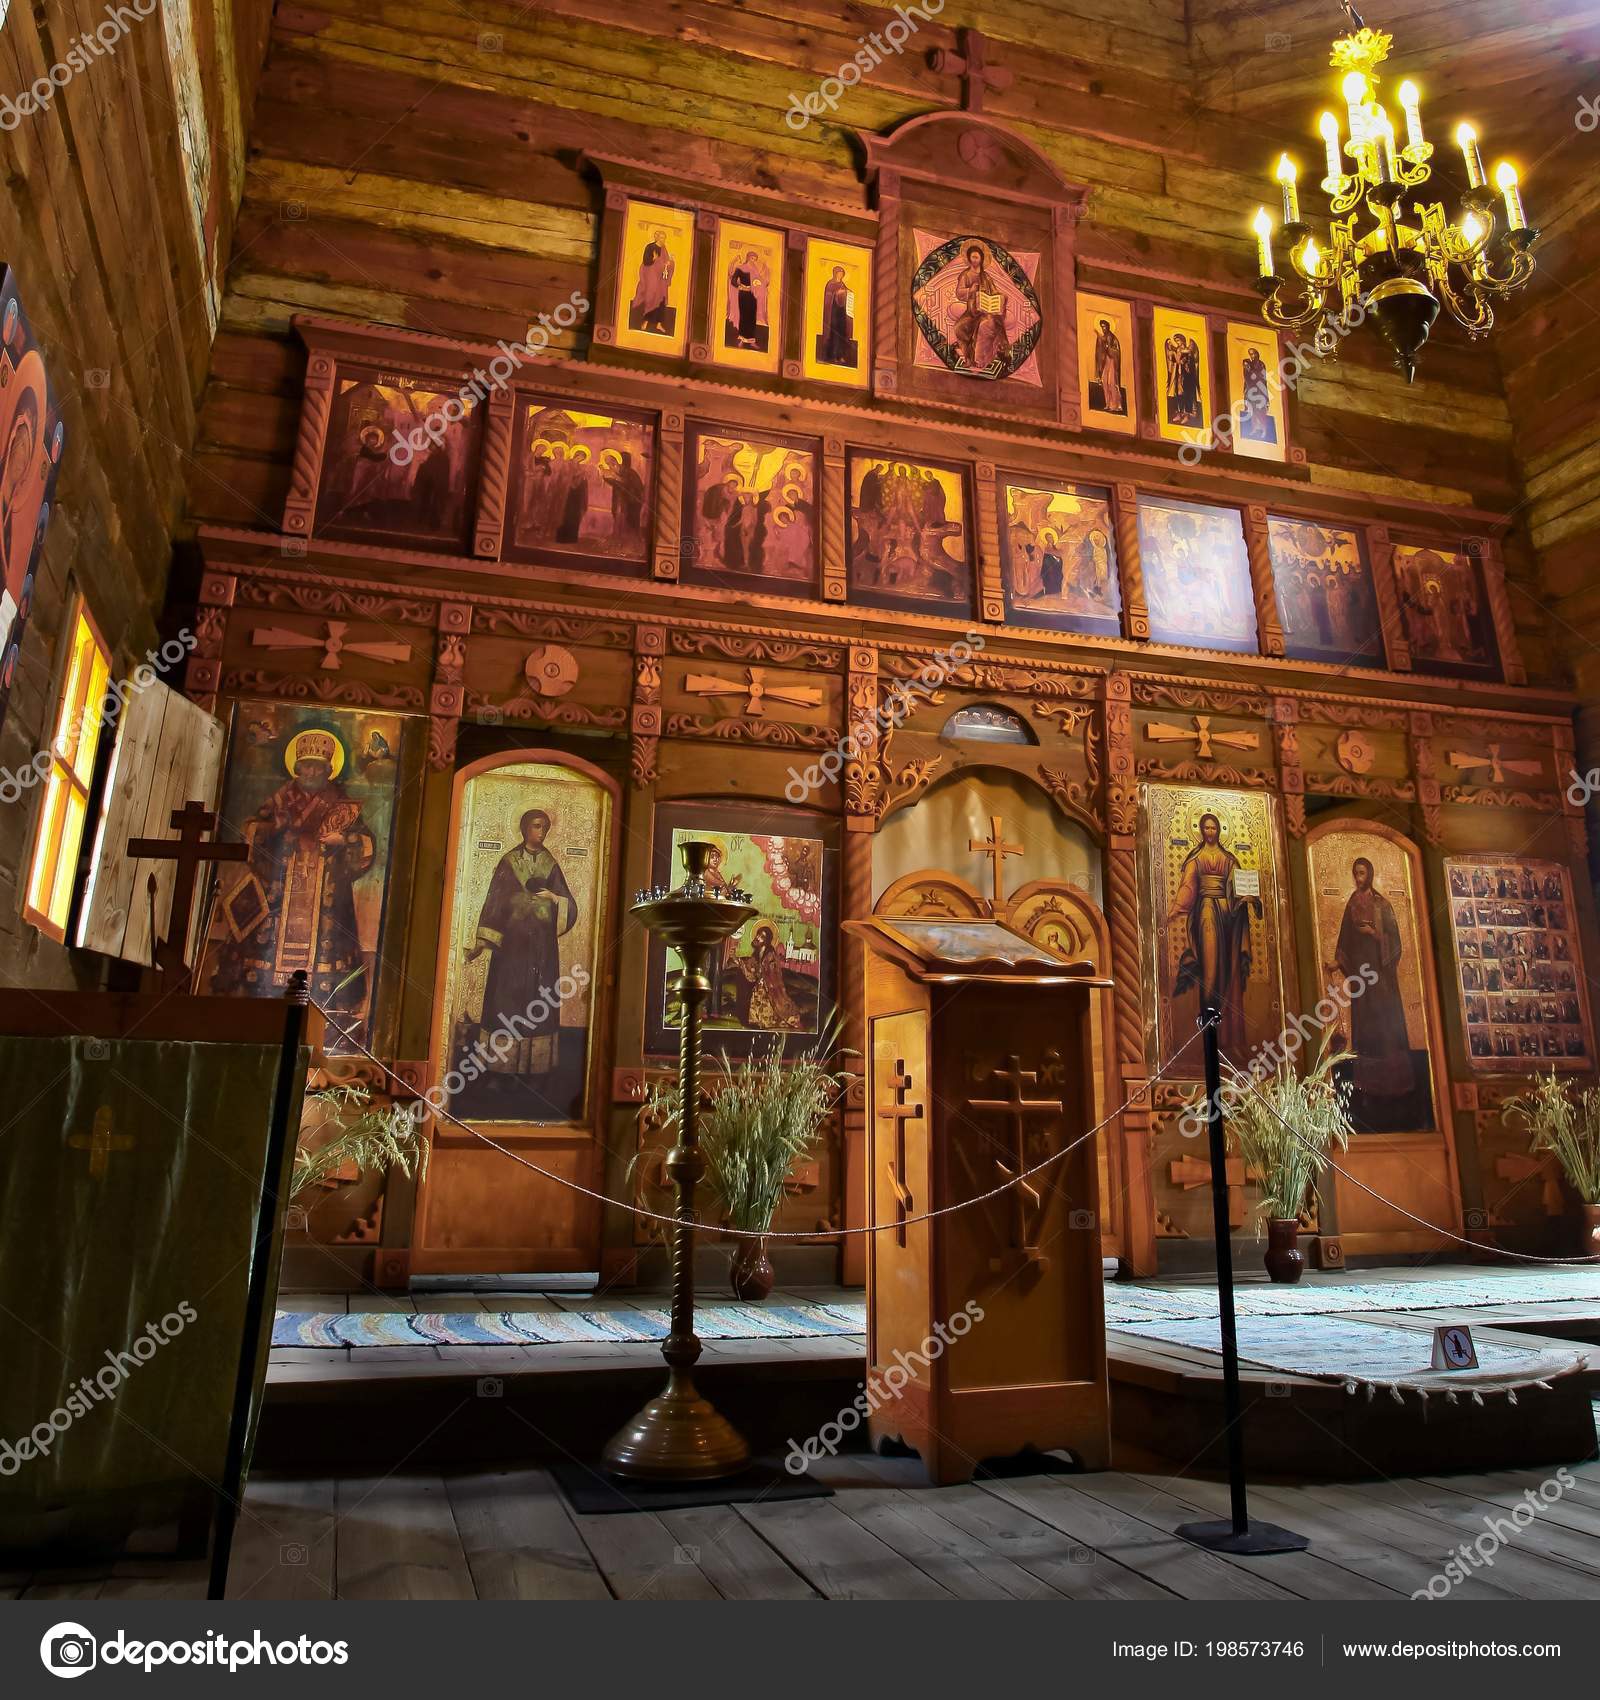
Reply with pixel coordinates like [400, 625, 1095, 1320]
[1104, 1267, 1600, 1327]
[274, 1299, 868, 1349]
[1115, 1313, 1587, 1403]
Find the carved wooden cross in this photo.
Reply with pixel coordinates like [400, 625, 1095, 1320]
[250, 620, 412, 671]
[1169, 1151, 1257, 1230]
[1145, 715, 1261, 759]
[929, 26, 1014, 112]
[68, 1105, 133, 1180]
[880, 1060, 923, 1248]
[969, 813, 1022, 909]
[683, 665, 825, 719]
[966, 1055, 1062, 1270]
[1445, 745, 1543, 786]
[127, 801, 248, 976]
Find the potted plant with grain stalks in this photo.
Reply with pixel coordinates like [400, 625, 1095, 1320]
[1503, 1071, 1600, 1257]
[1222, 1038, 1353, 1283]
[289, 1083, 431, 1245]
[640, 1020, 851, 1300]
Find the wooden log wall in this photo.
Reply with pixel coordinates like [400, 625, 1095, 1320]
[0, 0, 271, 985]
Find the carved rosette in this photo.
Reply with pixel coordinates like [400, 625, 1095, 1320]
[1271, 696, 1306, 837]
[473, 390, 514, 558]
[284, 352, 336, 537]
[631, 625, 664, 787]
[1243, 505, 1285, 657]
[1108, 484, 1147, 641]
[654, 411, 685, 580]
[815, 433, 847, 601]
[974, 460, 1005, 623]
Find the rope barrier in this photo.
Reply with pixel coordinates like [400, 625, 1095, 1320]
[307, 996, 1208, 1241]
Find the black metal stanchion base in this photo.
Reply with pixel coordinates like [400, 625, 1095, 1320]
[1176, 1517, 1309, 1555]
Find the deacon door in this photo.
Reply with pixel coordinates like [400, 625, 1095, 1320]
[410, 751, 621, 1275]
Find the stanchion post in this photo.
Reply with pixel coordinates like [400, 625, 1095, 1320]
[1174, 1005, 1309, 1556]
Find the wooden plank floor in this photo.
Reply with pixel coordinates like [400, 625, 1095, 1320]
[19, 1444, 1600, 1601]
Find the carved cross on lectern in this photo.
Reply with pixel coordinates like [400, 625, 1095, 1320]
[881, 1060, 923, 1248]
[969, 814, 1022, 910]
[929, 27, 1014, 112]
[966, 1055, 1062, 1272]
[126, 800, 248, 976]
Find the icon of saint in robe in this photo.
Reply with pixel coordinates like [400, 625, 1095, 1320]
[628, 230, 676, 335]
[1239, 347, 1278, 443]
[1168, 812, 1255, 1058]
[212, 728, 376, 1030]
[816, 265, 858, 367]
[735, 923, 804, 1031]
[1091, 318, 1124, 414]
[465, 808, 577, 1080]
[949, 243, 1010, 374]
[1332, 857, 1414, 1114]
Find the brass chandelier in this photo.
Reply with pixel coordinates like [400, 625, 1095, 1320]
[1250, 1, 1538, 381]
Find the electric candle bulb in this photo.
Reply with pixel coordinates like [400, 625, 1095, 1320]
[1398, 80, 1424, 151]
[1461, 210, 1485, 246]
[1456, 122, 1485, 189]
[1301, 237, 1322, 277]
[1319, 111, 1342, 183]
[1252, 207, 1275, 278]
[1276, 154, 1300, 223]
[1342, 70, 1368, 134]
[1495, 160, 1526, 231]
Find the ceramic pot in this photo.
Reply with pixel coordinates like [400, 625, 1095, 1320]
[730, 1236, 775, 1302]
[1263, 1217, 1305, 1284]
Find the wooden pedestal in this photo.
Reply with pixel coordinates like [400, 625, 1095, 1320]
[845, 917, 1113, 1484]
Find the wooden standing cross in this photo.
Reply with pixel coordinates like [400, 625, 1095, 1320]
[881, 1060, 924, 1247]
[68, 1105, 133, 1180]
[966, 1055, 1062, 1270]
[969, 814, 1022, 910]
[126, 800, 248, 976]
[929, 27, 1014, 112]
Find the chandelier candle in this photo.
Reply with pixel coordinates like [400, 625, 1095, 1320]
[1251, 15, 1538, 381]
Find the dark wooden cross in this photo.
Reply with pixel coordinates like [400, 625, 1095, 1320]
[127, 800, 248, 976]
[969, 813, 1022, 910]
[966, 1055, 1062, 1270]
[929, 27, 1014, 113]
[881, 1060, 923, 1248]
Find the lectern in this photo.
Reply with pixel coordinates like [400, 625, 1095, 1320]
[843, 914, 1113, 1484]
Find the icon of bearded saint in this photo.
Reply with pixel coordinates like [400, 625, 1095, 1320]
[1168, 813, 1255, 1060]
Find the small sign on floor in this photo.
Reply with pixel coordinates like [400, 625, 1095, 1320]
[1431, 1324, 1479, 1371]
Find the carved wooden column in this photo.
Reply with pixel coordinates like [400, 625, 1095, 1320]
[974, 459, 1005, 624]
[1365, 522, 1411, 671]
[1555, 720, 1592, 864]
[1409, 710, 1442, 847]
[429, 603, 470, 771]
[473, 388, 515, 560]
[821, 433, 848, 601]
[872, 169, 900, 397]
[1476, 535, 1526, 684]
[1272, 695, 1306, 839]
[781, 227, 807, 381]
[1112, 482, 1148, 641]
[1243, 504, 1285, 657]
[185, 570, 234, 716]
[840, 643, 880, 1285]
[1100, 670, 1156, 1273]
[631, 625, 664, 786]
[1052, 201, 1083, 430]
[653, 410, 686, 582]
[283, 348, 336, 539]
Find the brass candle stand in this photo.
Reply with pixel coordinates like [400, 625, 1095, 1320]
[602, 840, 757, 1481]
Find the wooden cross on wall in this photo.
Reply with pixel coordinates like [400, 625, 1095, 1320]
[969, 814, 1022, 911]
[68, 1105, 133, 1180]
[929, 27, 1014, 112]
[250, 620, 411, 672]
[1144, 716, 1261, 760]
[127, 800, 248, 977]
[966, 1054, 1062, 1272]
[880, 1060, 923, 1248]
